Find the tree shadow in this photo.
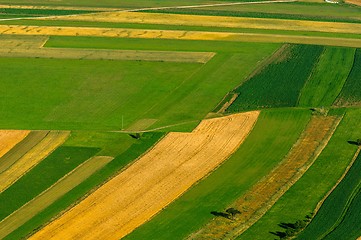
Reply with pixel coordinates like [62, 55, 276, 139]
[348, 140, 359, 146]
[270, 231, 286, 238]
[210, 211, 230, 219]
[278, 222, 295, 229]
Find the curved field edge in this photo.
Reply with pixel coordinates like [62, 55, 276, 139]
[4, 132, 163, 240]
[124, 108, 311, 240]
[0, 130, 30, 158]
[29, 112, 259, 240]
[298, 46, 355, 107]
[191, 115, 340, 239]
[239, 108, 361, 240]
[298, 149, 361, 239]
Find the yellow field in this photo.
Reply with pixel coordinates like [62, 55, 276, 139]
[0, 156, 113, 239]
[0, 131, 70, 193]
[190, 115, 341, 239]
[0, 130, 30, 158]
[1, 25, 361, 48]
[346, 0, 361, 5]
[53, 12, 361, 35]
[30, 112, 259, 240]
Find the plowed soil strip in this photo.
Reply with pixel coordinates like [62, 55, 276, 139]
[190, 115, 341, 239]
[0, 130, 29, 159]
[0, 131, 70, 193]
[0, 156, 113, 239]
[1, 25, 361, 48]
[0, 131, 48, 174]
[29, 112, 259, 240]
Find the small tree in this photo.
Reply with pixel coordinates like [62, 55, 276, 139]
[357, 138, 361, 146]
[226, 208, 241, 219]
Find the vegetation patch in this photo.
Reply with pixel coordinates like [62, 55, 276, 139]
[228, 44, 324, 112]
[334, 48, 361, 106]
[298, 47, 355, 107]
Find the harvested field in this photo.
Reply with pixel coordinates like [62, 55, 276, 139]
[0, 131, 48, 174]
[0, 36, 214, 63]
[190, 115, 341, 239]
[346, 0, 361, 6]
[53, 12, 361, 35]
[29, 112, 259, 240]
[0, 130, 29, 158]
[0, 156, 113, 239]
[1, 25, 361, 48]
[0, 131, 70, 193]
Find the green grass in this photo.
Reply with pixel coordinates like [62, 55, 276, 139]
[0, 8, 94, 16]
[0, 41, 278, 131]
[335, 48, 361, 106]
[0, 146, 99, 222]
[298, 47, 355, 107]
[239, 108, 361, 240]
[124, 108, 311, 240]
[3, 132, 163, 240]
[227, 44, 324, 112]
[297, 152, 361, 240]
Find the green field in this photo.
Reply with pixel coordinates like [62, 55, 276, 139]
[124, 109, 310, 240]
[239, 108, 361, 239]
[0, 40, 278, 131]
[298, 47, 355, 107]
[0, 146, 98, 221]
[335, 49, 361, 106]
[227, 44, 323, 112]
[298, 151, 361, 240]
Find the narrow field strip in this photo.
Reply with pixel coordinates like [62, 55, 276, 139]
[1, 25, 361, 48]
[190, 115, 341, 239]
[29, 112, 259, 240]
[0, 131, 70, 193]
[0, 48, 215, 63]
[0, 156, 113, 239]
[0, 131, 48, 174]
[0, 130, 29, 158]
[0, 5, 122, 11]
[52, 12, 361, 35]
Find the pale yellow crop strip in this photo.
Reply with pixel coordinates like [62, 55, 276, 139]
[1, 25, 361, 48]
[0, 131, 70, 194]
[54, 12, 361, 35]
[0, 130, 30, 159]
[0, 156, 113, 239]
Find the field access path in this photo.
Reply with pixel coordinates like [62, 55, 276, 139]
[29, 112, 259, 240]
[189, 115, 341, 239]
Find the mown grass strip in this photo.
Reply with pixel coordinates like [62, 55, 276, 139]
[298, 150, 361, 239]
[0, 156, 113, 239]
[124, 109, 310, 240]
[0, 131, 48, 174]
[5, 132, 163, 240]
[334, 48, 361, 106]
[239, 108, 361, 240]
[298, 47, 355, 107]
[228, 44, 324, 112]
[0, 146, 99, 222]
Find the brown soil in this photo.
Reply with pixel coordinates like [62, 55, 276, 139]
[29, 112, 259, 240]
[189, 115, 341, 239]
[346, 0, 361, 6]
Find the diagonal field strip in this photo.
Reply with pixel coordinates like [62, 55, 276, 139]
[0, 35, 215, 63]
[0, 130, 29, 159]
[1, 25, 361, 48]
[29, 112, 259, 240]
[0, 131, 70, 193]
[0, 156, 114, 239]
[189, 115, 342, 239]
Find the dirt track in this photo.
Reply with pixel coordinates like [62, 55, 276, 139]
[29, 112, 259, 240]
[0, 130, 29, 158]
[190, 115, 341, 239]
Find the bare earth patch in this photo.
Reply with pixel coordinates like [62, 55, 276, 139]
[0, 130, 30, 158]
[346, 0, 361, 6]
[189, 115, 341, 239]
[29, 111, 259, 240]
